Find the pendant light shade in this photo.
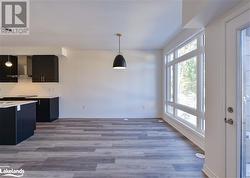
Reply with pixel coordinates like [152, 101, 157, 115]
[5, 56, 13, 67]
[113, 33, 126, 69]
[113, 54, 126, 69]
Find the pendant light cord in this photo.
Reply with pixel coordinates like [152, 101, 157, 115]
[119, 35, 120, 54]
[116, 33, 122, 54]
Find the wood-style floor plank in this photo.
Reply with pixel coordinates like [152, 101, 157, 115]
[0, 118, 206, 178]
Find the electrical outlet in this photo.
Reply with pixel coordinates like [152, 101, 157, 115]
[82, 105, 86, 110]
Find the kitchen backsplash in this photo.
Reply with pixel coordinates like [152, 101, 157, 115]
[0, 79, 61, 97]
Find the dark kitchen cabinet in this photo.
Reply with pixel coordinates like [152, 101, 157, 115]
[0, 97, 59, 122]
[36, 97, 59, 122]
[32, 55, 59, 82]
[16, 103, 36, 142]
[0, 55, 18, 82]
[0, 102, 36, 145]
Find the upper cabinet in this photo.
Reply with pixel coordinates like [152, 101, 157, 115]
[0, 55, 59, 83]
[0, 55, 18, 83]
[32, 55, 59, 82]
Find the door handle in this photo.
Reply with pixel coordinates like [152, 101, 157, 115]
[227, 107, 234, 113]
[225, 118, 234, 125]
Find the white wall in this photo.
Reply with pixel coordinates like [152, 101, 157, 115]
[0, 49, 162, 118]
[182, 0, 207, 28]
[203, 13, 227, 178]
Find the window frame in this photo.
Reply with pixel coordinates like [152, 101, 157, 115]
[165, 31, 205, 134]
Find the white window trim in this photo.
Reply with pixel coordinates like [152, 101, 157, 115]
[165, 31, 205, 135]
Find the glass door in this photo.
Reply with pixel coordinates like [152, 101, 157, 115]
[241, 26, 250, 178]
[225, 8, 250, 178]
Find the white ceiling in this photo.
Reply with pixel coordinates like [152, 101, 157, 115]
[0, 0, 182, 50]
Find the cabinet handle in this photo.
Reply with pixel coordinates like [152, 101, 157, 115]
[41, 75, 44, 82]
[41, 75, 45, 82]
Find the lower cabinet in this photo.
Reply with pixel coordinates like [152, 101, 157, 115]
[36, 97, 59, 122]
[0, 97, 59, 122]
[17, 103, 36, 143]
[0, 103, 36, 145]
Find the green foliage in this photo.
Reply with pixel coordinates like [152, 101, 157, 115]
[179, 58, 196, 95]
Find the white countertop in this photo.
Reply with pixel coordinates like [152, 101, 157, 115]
[0, 101, 37, 108]
[27, 96, 59, 99]
[0, 95, 59, 99]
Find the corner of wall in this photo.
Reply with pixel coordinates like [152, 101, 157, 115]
[202, 164, 219, 178]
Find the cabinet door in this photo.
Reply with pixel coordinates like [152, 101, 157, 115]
[44, 55, 58, 82]
[16, 112, 22, 144]
[50, 97, 59, 121]
[36, 99, 50, 122]
[0, 107, 17, 145]
[32, 55, 59, 82]
[17, 103, 36, 141]
[0, 55, 18, 82]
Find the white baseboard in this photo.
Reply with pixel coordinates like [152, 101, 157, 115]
[202, 164, 218, 178]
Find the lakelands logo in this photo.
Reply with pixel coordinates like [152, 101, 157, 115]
[0, 0, 30, 35]
[0, 166, 24, 177]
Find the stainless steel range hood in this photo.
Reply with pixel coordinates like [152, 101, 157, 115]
[18, 56, 32, 78]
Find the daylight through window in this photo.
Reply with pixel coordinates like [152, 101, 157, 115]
[165, 32, 205, 134]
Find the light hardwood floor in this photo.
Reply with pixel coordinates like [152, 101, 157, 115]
[0, 118, 206, 178]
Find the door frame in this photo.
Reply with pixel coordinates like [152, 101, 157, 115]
[225, 8, 250, 178]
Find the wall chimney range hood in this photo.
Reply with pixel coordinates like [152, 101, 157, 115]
[18, 56, 32, 78]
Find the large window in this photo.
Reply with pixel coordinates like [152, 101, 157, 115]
[165, 32, 205, 134]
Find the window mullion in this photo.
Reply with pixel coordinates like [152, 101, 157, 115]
[169, 49, 200, 65]
[166, 65, 169, 103]
[200, 61, 205, 131]
[197, 34, 205, 132]
[165, 55, 168, 113]
[197, 52, 202, 131]
[173, 50, 177, 117]
[201, 35, 206, 131]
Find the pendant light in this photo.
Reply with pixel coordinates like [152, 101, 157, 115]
[5, 56, 13, 67]
[113, 33, 127, 69]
